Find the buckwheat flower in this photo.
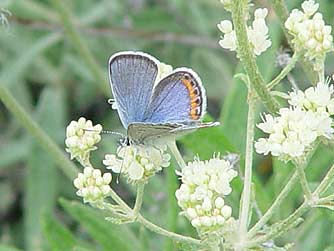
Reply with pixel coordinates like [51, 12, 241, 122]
[285, 0, 333, 62]
[301, 0, 319, 16]
[289, 82, 334, 115]
[65, 117, 102, 166]
[218, 8, 271, 56]
[175, 156, 237, 235]
[74, 166, 112, 207]
[103, 145, 170, 183]
[255, 83, 334, 160]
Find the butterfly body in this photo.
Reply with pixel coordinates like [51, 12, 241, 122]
[108, 51, 218, 144]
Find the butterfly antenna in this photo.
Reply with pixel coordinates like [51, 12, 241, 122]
[101, 130, 125, 138]
[84, 128, 126, 138]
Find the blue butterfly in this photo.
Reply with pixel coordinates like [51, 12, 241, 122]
[108, 51, 219, 145]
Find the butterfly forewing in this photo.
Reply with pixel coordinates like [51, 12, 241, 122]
[109, 51, 159, 128]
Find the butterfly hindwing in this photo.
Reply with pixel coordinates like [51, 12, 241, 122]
[143, 68, 206, 124]
[109, 51, 159, 128]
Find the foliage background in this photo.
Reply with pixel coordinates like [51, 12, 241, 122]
[1, 0, 334, 250]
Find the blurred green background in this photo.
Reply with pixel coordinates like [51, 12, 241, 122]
[1, 0, 334, 250]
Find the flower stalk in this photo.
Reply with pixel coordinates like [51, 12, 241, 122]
[105, 189, 202, 246]
[133, 183, 145, 218]
[268, 52, 301, 90]
[238, 90, 256, 242]
[167, 141, 186, 168]
[231, 0, 280, 113]
[295, 160, 312, 200]
[314, 162, 334, 196]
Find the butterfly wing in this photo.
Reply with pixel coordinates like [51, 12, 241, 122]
[128, 121, 219, 144]
[143, 68, 206, 124]
[108, 51, 159, 128]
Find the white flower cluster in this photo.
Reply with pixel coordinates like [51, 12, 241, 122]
[74, 166, 112, 206]
[285, 0, 333, 61]
[65, 117, 102, 165]
[175, 157, 237, 234]
[103, 145, 171, 182]
[218, 8, 272, 56]
[255, 83, 334, 160]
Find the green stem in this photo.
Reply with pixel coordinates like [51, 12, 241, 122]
[49, 0, 108, 94]
[107, 188, 201, 245]
[314, 163, 334, 196]
[136, 215, 201, 246]
[133, 183, 145, 218]
[247, 170, 299, 238]
[248, 141, 319, 238]
[0, 86, 78, 179]
[164, 161, 179, 251]
[268, 53, 300, 90]
[248, 202, 308, 247]
[238, 92, 255, 241]
[168, 141, 186, 168]
[317, 194, 334, 204]
[296, 160, 312, 200]
[231, 0, 280, 113]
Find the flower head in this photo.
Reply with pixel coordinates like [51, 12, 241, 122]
[218, 8, 271, 56]
[74, 166, 112, 207]
[103, 145, 170, 183]
[285, 0, 333, 62]
[175, 156, 237, 235]
[255, 83, 334, 161]
[65, 117, 102, 166]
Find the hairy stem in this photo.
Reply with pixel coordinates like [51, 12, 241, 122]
[133, 183, 145, 218]
[109, 187, 200, 244]
[314, 163, 334, 196]
[249, 202, 309, 246]
[248, 142, 319, 238]
[247, 170, 299, 238]
[137, 215, 201, 246]
[168, 141, 186, 168]
[0, 86, 78, 179]
[231, 0, 280, 113]
[50, 0, 108, 94]
[107, 188, 201, 246]
[238, 91, 255, 243]
[296, 160, 312, 200]
[268, 53, 300, 90]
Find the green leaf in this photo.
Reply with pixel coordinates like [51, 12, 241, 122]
[179, 125, 236, 160]
[24, 87, 66, 251]
[220, 69, 248, 153]
[42, 213, 77, 251]
[59, 198, 139, 251]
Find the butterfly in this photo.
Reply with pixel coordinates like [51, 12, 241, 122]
[108, 51, 219, 145]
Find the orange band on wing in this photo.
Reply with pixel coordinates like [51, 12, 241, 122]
[181, 77, 201, 120]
